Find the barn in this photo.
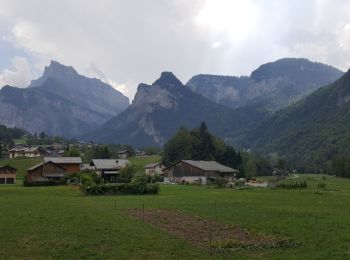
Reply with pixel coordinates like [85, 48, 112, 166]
[26, 161, 66, 184]
[163, 160, 239, 184]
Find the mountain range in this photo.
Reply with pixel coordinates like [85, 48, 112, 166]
[241, 68, 350, 170]
[0, 61, 129, 138]
[86, 58, 344, 149]
[1, 57, 349, 170]
[187, 58, 343, 113]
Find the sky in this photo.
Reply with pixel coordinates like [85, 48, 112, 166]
[0, 0, 350, 100]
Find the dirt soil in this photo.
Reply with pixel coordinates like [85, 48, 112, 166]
[125, 208, 298, 252]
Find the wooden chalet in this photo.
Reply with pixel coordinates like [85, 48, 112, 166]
[44, 157, 82, 173]
[163, 160, 239, 184]
[26, 161, 65, 183]
[0, 165, 17, 184]
[117, 150, 131, 159]
[90, 159, 130, 183]
[9, 147, 42, 158]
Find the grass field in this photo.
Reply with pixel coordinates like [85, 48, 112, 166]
[1, 171, 350, 259]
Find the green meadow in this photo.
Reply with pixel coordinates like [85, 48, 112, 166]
[1, 158, 350, 259]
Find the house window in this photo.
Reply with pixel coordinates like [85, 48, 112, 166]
[0, 178, 5, 184]
[6, 178, 14, 184]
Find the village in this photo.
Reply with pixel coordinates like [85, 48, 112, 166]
[1, 149, 243, 187]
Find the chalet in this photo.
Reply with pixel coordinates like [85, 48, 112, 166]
[163, 160, 239, 184]
[9, 147, 42, 158]
[44, 157, 82, 173]
[0, 165, 17, 184]
[135, 150, 147, 157]
[117, 150, 131, 159]
[26, 161, 65, 184]
[90, 159, 130, 183]
[144, 162, 164, 176]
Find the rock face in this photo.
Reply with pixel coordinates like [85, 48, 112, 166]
[0, 61, 129, 138]
[241, 69, 350, 170]
[187, 58, 343, 113]
[29, 60, 129, 118]
[85, 72, 266, 147]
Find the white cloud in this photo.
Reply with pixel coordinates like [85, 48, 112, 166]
[0, 56, 32, 87]
[0, 0, 350, 99]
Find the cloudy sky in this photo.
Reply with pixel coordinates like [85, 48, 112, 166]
[0, 0, 350, 100]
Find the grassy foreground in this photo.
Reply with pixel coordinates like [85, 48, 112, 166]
[1, 174, 350, 259]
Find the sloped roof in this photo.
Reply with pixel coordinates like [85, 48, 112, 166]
[90, 159, 130, 170]
[9, 147, 39, 152]
[0, 165, 17, 171]
[182, 160, 239, 173]
[44, 157, 82, 164]
[27, 161, 65, 171]
[144, 162, 161, 169]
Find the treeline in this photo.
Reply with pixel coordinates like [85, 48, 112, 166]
[0, 125, 27, 156]
[162, 122, 273, 178]
[326, 155, 350, 178]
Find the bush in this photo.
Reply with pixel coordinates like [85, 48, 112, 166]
[81, 173, 160, 195]
[276, 181, 308, 189]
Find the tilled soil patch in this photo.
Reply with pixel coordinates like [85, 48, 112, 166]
[125, 208, 299, 253]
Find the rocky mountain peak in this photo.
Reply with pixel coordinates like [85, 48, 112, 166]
[45, 60, 78, 76]
[152, 71, 183, 88]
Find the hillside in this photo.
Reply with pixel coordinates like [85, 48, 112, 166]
[0, 61, 129, 138]
[187, 58, 343, 113]
[244, 69, 350, 170]
[84, 72, 269, 147]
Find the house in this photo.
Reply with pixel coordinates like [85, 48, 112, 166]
[135, 149, 147, 157]
[163, 160, 239, 184]
[9, 147, 42, 158]
[26, 161, 66, 184]
[117, 150, 131, 159]
[144, 162, 164, 176]
[44, 157, 82, 173]
[0, 165, 17, 184]
[90, 159, 130, 183]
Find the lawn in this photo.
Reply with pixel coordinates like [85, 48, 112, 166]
[1, 174, 350, 259]
[129, 155, 161, 173]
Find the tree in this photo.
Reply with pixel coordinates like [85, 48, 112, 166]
[64, 146, 81, 157]
[120, 163, 136, 183]
[39, 131, 46, 139]
[162, 127, 193, 165]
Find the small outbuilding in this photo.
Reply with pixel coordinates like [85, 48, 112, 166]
[163, 160, 239, 184]
[117, 150, 131, 159]
[90, 159, 130, 183]
[0, 165, 17, 184]
[144, 162, 164, 176]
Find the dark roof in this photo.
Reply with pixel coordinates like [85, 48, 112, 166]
[27, 161, 65, 171]
[90, 159, 129, 170]
[144, 162, 161, 169]
[117, 150, 130, 154]
[180, 160, 239, 173]
[44, 157, 82, 164]
[0, 165, 17, 171]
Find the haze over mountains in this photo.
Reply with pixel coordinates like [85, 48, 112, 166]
[0, 61, 129, 138]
